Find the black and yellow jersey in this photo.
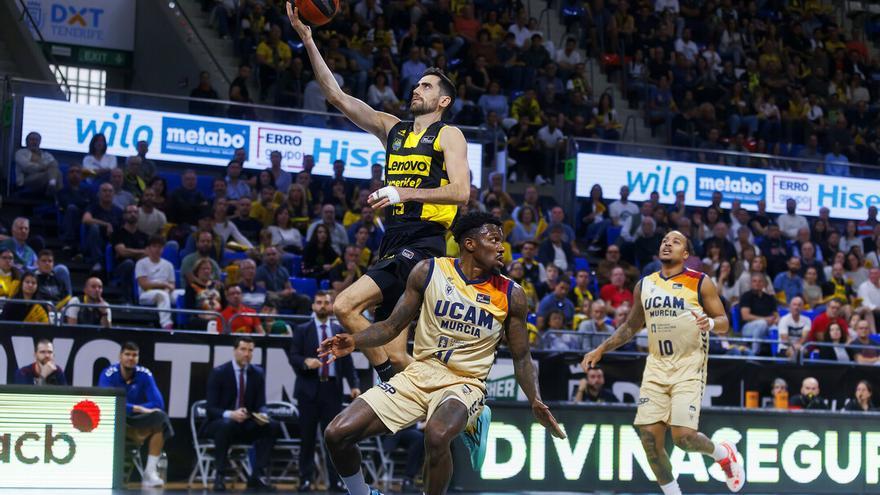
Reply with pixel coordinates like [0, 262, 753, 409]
[384, 120, 458, 237]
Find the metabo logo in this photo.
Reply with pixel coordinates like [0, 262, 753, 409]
[695, 168, 765, 204]
[161, 117, 249, 159]
[0, 400, 99, 465]
[486, 375, 518, 401]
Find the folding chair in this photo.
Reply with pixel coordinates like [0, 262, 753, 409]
[264, 401, 304, 483]
[123, 438, 146, 483]
[188, 400, 253, 487]
[357, 436, 391, 485]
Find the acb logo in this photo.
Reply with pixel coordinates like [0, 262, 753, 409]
[0, 399, 100, 465]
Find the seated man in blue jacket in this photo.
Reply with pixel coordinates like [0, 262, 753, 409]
[98, 341, 173, 488]
[203, 335, 280, 492]
[14, 338, 67, 385]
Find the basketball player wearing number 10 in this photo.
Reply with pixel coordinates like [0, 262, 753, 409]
[582, 231, 745, 495]
[286, 4, 494, 470]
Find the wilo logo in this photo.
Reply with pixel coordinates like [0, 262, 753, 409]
[76, 112, 154, 151]
[0, 400, 99, 465]
[161, 117, 249, 159]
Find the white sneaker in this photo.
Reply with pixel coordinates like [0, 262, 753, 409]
[142, 470, 165, 487]
[535, 175, 548, 185]
[716, 441, 745, 492]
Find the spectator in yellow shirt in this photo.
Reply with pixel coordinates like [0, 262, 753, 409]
[256, 25, 292, 100]
[250, 184, 280, 227]
[0, 248, 22, 298]
[511, 88, 544, 127]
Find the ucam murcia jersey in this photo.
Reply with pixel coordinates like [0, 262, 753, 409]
[640, 268, 710, 383]
[413, 257, 511, 384]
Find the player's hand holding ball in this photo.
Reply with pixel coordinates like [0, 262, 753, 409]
[318, 332, 356, 363]
[286, 0, 339, 38]
[581, 348, 604, 372]
[286, 3, 311, 41]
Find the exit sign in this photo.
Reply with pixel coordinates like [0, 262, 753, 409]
[44, 43, 130, 68]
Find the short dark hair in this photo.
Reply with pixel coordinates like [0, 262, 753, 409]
[148, 235, 166, 247]
[314, 290, 333, 299]
[37, 249, 53, 259]
[35, 338, 52, 350]
[521, 240, 538, 249]
[233, 335, 254, 348]
[451, 211, 503, 244]
[122, 341, 139, 353]
[421, 67, 456, 110]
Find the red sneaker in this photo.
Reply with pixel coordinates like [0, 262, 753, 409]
[717, 441, 745, 492]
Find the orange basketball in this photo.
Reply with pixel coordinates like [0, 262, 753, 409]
[293, 0, 340, 26]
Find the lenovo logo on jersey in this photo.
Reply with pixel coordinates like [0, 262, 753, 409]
[387, 159, 429, 175]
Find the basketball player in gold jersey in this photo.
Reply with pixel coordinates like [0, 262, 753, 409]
[317, 212, 565, 495]
[582, 231, 745, 494]
[288, 4, 469, 382]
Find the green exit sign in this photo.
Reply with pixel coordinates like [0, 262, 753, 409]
[76, 48, 129, 67]
[44, 43, 130, 68]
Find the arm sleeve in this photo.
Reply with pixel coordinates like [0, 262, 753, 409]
[205, 368, 224, 420]
[141, 373, 166, 410]
[858, 283, 877, 311]
[12, 368, 28, 385]
[98, 371, 133, 414]
[56, 368, 68, 386]
[229, 223, 254, 248]
[288, 325, 307, 371]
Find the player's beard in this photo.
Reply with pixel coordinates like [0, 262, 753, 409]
[410, 98, 434, 116]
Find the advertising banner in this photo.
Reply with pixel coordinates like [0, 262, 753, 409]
[20, 97, 484, 187]
[3, 325, 872, 482]
[21, 0, 136, 51]
[576, 152, 876, 220]
[452, 402, 880, 494]
[0, 385, 124, 488]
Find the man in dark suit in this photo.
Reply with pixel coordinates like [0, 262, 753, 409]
[289, 291, 361, 492]
[204, 336, 279, 492]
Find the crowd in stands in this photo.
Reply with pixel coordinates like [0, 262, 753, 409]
[10, 119, 880, 368]
[611, 0, 880, 174]
[183, 0, 880, 183]
[190, 0, 597, 184]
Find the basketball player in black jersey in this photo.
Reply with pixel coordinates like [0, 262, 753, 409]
[288, 5, 493, 471]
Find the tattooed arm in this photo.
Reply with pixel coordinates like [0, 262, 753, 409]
[507, 283, 565, 439]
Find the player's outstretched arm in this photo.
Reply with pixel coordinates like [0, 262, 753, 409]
[581, 281, 645, 370]
[368, 127, 470, 210]
[287, 4, 399, 142]
[694, 275, 730, 335]
[318, 259, 428, 361]
[507, 284, 566, 439]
